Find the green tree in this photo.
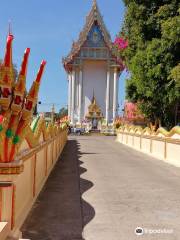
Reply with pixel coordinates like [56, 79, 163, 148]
[116, 0, 180, 128]
[58, 107, 68, 119]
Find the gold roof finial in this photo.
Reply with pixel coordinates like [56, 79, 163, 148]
[93, 0, 97, 8]
[92, 89, 96, 104]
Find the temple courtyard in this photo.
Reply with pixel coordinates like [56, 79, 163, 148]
[22, 136, 180, 240]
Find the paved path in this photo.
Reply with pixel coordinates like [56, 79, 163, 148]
[22, 136, 180, 240]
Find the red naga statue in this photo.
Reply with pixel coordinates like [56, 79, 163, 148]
[0, 33, 46, 163]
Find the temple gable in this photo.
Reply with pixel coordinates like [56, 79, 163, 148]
[85, 23, 105, 48]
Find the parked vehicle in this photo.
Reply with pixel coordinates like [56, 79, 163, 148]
[71, 127, 86, 135]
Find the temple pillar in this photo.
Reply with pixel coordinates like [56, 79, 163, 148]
[113, 67, 118, 122]
[78, 68, 83, 123]
[116, 76, 120, 113]
[71, 70, 75, 124]
[68, 73, 72, 120]
[106, 68, 110, 124]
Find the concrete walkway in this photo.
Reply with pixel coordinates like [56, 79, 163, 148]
[22, 136, 180, 240]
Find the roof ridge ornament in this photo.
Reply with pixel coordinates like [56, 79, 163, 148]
[92, 89, 95, 104]
[93, 0, 97, 7]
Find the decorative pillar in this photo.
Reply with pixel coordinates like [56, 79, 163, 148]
[51, 104, 55, 123]
[68, 73, 72, 120]
[71, 69, 75, 124]
[106, 68, 110, 124]
[116, 76, 120, 115]
[78, 68, 83, 123]
[113, 67, 118, 122]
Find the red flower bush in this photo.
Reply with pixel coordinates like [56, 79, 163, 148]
[114, 37, 128, 50]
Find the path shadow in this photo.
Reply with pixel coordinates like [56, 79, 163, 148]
[21, 139, 95, 240]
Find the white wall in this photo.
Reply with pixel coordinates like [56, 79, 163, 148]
[82, 60, 107, 119]
[70, 61, 120, 124]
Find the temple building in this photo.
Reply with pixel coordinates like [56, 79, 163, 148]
[63, 0, 123, 129]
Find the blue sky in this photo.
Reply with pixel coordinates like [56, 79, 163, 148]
[0, 0, 127, 113]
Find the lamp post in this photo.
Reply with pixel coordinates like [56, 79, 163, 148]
[33, 101, 42, 116]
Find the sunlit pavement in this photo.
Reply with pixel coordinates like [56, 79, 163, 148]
[22, 136, 180, 240]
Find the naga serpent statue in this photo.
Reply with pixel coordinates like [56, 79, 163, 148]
[0, 34, 48, 163]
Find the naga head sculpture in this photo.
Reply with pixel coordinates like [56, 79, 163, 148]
[22, 60, 46, 120]
[11, 48, 30, 115]
[0, 33, 46, 163]
[0, 34, 14, 111]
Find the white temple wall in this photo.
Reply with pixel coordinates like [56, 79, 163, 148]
[82, 60, 107, 119]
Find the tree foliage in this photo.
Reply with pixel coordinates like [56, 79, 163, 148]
[117, 0, 180, 128]
[58, 107, 68, 119]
